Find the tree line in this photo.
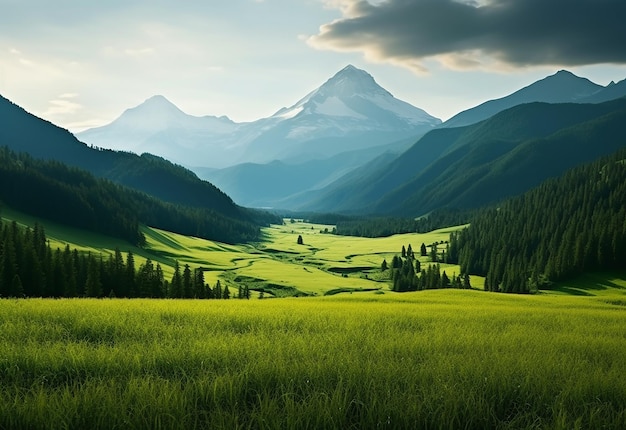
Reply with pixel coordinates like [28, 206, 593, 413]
[0, 218, 243, 299]
[383, 243, 471, 292]
[447, 148, 626, 293]
[308, 208, 475, 238]
[0, 147, 272, 244]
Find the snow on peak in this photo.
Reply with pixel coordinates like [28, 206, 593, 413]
[270, 65, 440, 126]
[317, 64, 390, 99]
[135, 95, 185, 115]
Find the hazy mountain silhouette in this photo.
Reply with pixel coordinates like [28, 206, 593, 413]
[441, 70, 604, 129]
[296, 98, 626, 216]
[78, 65, 440, 169]
[0, 94, 244, 219]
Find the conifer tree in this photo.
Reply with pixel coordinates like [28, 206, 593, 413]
[153, 263, 165, 298]
[171, 261, 182, 298]
[182, 264, 192, 298]
[10, 274, 23, 297]
[85, 255, 102, 297]
[126, 251, 136, 296]
[430, 244, 438, 263]
[214, 280, 222, 299]
[193, 268, 205, 299]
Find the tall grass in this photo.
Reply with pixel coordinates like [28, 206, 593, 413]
[1, 291, 626, 428]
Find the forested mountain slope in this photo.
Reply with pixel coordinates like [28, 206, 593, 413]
[301, 98, 626, 215]
[0, 148, 262, 244]
[449, 148, 626, 293]
[0, 95, 241, 218]
[377, 98, 626, 216]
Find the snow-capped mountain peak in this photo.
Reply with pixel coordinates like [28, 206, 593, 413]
[315, 64, 391, 99]
[109, 95, 189, 131]
[79, 65, 440, 167]
[272, 65, 440, 127]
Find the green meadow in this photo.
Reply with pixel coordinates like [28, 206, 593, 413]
[2, 210, 626, 428]
[2, 291, 626, 429]
[2, 208, 465, 296]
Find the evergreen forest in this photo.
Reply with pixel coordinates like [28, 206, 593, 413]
[448, 148, 626, 293]
[0, 147, 275, 244]
[0, 218, 236, 299]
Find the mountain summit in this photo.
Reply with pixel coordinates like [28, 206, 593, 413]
[271, 65, 438, 128]
[312, 64, 391, 98]
[111, 95, 190, 130]
[77, 95, 238, 159]
[79, 65, 440, 168]
[441, 70, 604, 128]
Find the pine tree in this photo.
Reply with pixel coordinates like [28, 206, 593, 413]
[193, 268, 205, 298]
[182, 264, 192, 298]
[430, 244, 438, 263]
[10, 274, 23, 297]
[112, 247, 126, 297]
[85, 255, 102, 297]
[214, 280, 222, 299]
[462, 273, 471, 289]
[126, 251, 136, 297]
[171, 261, 182, 298]
[441, 271, 450, 288]
[153, 263, 165, 298]
[137, 259, 154, 297]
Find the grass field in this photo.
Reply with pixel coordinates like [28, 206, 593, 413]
[2, 210, 626, 428]
[2, 291, 626, 429]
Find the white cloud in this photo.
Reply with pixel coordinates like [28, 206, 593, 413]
[43, 97, 83, 117]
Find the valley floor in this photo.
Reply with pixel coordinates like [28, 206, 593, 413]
[3, 210, 626, 428]
[3, 208, 466, 297]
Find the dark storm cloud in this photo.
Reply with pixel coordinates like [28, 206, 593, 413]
[310, 0, 626, 70]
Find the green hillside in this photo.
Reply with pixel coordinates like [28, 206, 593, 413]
[302, 98, 626, 217]
[384, 99, 626, 215]
[0, 148, 262, 244]
[450, 147, 626, 293]
[0, 95, 244, 219]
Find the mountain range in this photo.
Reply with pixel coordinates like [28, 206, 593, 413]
[441, 70, 604, 128]
[78, 65, 440, 169]
[2, 64, 626, 234]
[295, 97, 626, 216]
[78, 66, 626, 211]
[0, 94, 280, 243]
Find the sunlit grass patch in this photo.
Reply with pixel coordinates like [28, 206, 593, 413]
[2, 294, 626, 428]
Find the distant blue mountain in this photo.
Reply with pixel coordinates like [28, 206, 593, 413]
[78, 65, 441, 169]
[441, 70, 604, 129]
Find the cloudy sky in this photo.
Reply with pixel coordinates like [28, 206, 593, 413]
[2, 0, 626, 132]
